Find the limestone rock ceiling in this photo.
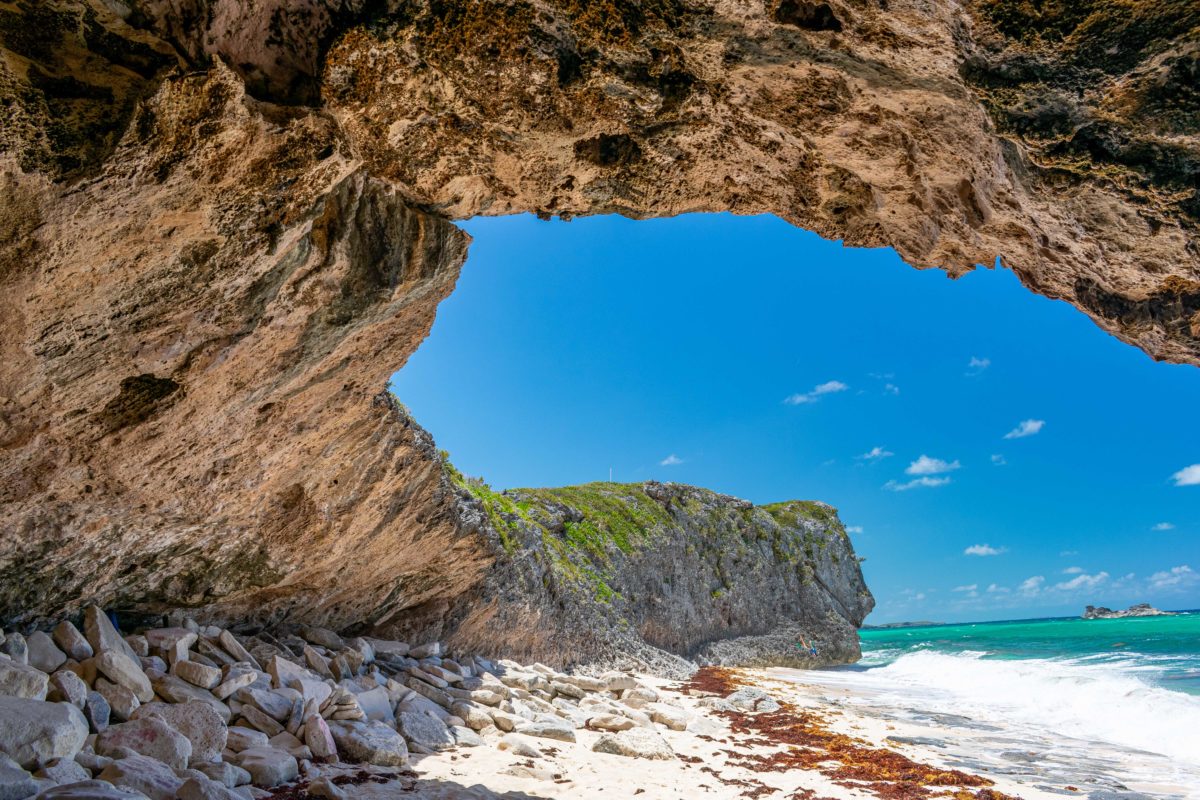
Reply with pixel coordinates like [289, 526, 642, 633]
[0, 0, 1196, 639]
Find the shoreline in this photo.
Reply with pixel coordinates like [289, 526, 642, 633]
[2, 612, 1193, 800]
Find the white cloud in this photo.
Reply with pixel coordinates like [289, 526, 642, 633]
[1055, 571, 1109, 592]
[913, 592, 926, 601]
[1171, 464, 1200, 487]
[966, 357, 991, 375]
[784, 380, 849, 406]
[1004, 419, 1045, 439]
[953, 584, 978, 592]
[1149, 565, 1196, 591]
[885, 476, 951, 492]
[659, 454, 683, 466]
[845, 525, 864, 534]
[905, 455, 961, 475]
[858, 446, 894, 461]
[1152, 522, 1176, 531]
[986, 583, 1010, 594]
[884, 383, 900, 396]
[1062, 566, 1085, 574]
[812, 380, 848, 396]
[991, 454, 1007, 466]
[964, 544, 1006, 557]
[1019, 575, 1045, 596]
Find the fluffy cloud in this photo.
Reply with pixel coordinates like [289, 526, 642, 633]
[785, 380, 849, 405]
[1152, 522, 1176, 531]
[858, 446, 894, 461]
[966, 356, 991, 375]
[845, 525, 864, 534]
[1062, 566, 1085, 575]
[885, 476, 951, 491]
[986, 583, 1010, 594]
[964, 544, 1006, 556]
[1171, 464, 1200, 487]
[1019, 575, 1045, 595]
[1055, 571, 1109, 591]
[884, 383, 901, 396]
[659, 454, 683, 466]
[953, 584, 978, 592]
[1149, 565, 1196, 591]
[991, 454, 1007, 466]
[906, 455, 961, 475]
[1004, 419, 1045, 439]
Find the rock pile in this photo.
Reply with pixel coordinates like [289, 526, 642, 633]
[0, 607, 694, 798]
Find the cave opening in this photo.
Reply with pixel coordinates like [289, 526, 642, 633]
[391, 212, 1200, 625]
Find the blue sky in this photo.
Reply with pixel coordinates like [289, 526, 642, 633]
[391, 213, 1199, 623]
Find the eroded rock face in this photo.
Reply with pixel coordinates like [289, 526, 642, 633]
[0, 0, 1196, 647]
[434, 477, 872, 670]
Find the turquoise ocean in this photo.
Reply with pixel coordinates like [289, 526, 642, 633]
[783, 611, 1200, 795]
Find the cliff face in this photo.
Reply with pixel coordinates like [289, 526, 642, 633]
[0, 0, 1195, 651]
[432, 471, 873, 673]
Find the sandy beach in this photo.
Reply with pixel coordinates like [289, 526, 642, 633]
[398, 667, 1101, 800]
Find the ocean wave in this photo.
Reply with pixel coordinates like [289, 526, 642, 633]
[864, 650, 1200, 766]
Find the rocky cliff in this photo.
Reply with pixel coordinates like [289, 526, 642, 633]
[0, 0, 1196, 657]
[434, 464, 873, 673]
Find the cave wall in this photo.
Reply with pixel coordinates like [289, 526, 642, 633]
[0, 0, 1196, 643]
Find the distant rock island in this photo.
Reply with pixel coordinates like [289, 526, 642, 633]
[1083, 603, 1175, 620]
[862, 621, 943, 630]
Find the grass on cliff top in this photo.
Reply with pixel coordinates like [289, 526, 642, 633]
[761, 499, 843, 531]
[514, 482, 675, 556]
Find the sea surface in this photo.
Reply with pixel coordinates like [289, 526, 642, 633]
[778, 611, 1200, 799]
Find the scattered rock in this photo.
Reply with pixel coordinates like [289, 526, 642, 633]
[97, 717, 192, 770]
[97, 753, 184, 800]
[34, 757, 91, 784]
[725, 687, 781, 713]
[133, 701, 227, 765]
[47, 671, 88, 708]
[408, 643, 440, 660]
[449, 726, 484, 747]
[172, 661, 220, 691]
[303, 715, 337, 763]
[95, 652, 153, 704]
[646, 702, 690, 731]
[592, 727, 675, 760]
[225, 727, 269, 753]
[84, 691, 111, 733]
[83, 608, 138, 663]
[0, 634, 27, 665]
[175, 776, 243, 800]
[0, 658, 49, 700]
[25, 633, 66, 674]
[217, 632, 260, 671]
[31, 780, 149, 799]
[51, 623, 93, 663]
[514, 719, 576, 743]
[601, 672, 637, 692]
[327, 721, 408, 767]
[0, 753, 37, 800]
[231, 747, 298, 787]
[95, 679, 140, 722]
[0, 696, 89, 768]
[191, 761, 250, 789]
[587, 713, 636, 732]
[147, 675, 230, 723]
[394, 712, 454, 751]
[497, 734, 542, 758]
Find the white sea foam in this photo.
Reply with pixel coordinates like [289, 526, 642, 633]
[819, 650, 1200, 767]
